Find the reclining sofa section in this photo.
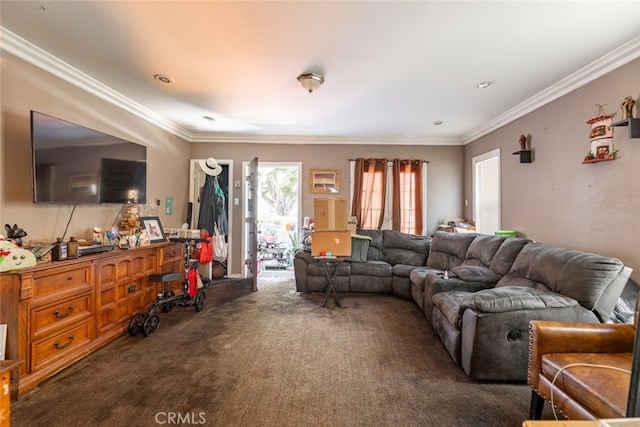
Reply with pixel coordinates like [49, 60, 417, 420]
[294, 229, 432, 300]
[295, 230, 632, 382]
[412, 231, 631, 381]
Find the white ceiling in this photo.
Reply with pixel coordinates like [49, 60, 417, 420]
[2, 1, 640, 144]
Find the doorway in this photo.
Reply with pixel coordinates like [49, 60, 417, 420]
[256, 162, 301, 279]
[189, 159, 233, 278]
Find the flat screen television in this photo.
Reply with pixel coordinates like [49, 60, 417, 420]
[30, 111, 147, 204]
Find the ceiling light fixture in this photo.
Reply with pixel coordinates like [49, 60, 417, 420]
[433, 120, 443, 126]
[297, 72, 324, 93]
[154, 74, 174, 84]
[203, 115, 215, 123]
[476, 80, 494, 89]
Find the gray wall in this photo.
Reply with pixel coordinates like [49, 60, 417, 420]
[464, 58, 640, 283]
[4, 47, 637, 279]
[190, 143, 463, 273]
[1, 53, 191, 246]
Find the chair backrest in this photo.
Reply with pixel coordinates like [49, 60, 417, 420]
[626, 293, 640, 416]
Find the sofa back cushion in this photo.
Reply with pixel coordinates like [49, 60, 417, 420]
[488, 237, 531, 276]
[426, 231, 477, 271]
[356, 229, 384, 261]
[381, 230, 431, 266]
[496, 243, 625, 316]
[461, 235, 506, 268]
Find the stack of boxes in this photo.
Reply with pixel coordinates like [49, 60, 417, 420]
[311, 198, 352, 257]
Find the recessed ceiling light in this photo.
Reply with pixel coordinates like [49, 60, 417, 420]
[476, 80, 494, 89]
[154, 74, 174, 84]
[433, 120, 443, 126]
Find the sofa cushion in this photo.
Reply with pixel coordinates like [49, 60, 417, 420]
[349, 260, 392, 277]
[381, 230, 431, 266]
[392, 263, 418, 278]
[461, 235, 506, 267]
[460, 286, 579, 313]
[542, 352, 630, 418]
[306, 261, 351, 277]
[451, 266, 501, 283]
[497, 243, 625, 313]
[488, 237, 531, 276]
[426, 231, 477, 271]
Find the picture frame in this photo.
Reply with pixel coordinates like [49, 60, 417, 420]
[140, 216, 166, 243]
[309, 168, 339, 193]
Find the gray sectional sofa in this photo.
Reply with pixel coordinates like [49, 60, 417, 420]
[294, 230, 633, 381]
[294, 229, 432, 300]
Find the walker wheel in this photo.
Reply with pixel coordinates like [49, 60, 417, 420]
[142, 313, 160, 336]
[128, 313, 146, 337]
[195, 290, 206, 312]
[162, 291, 176, 313]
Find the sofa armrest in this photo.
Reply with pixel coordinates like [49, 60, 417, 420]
[527, 320, 635, 389]
[294, 250, 317, 265]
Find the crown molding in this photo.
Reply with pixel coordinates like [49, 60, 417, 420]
[188, 132, 462, 145]
[462, 35, 640, 144]
[1, 27, 192, 141]
[4, 26, 638, 146]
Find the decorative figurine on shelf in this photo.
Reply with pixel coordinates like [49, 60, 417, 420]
[5, 223, 27, 247]
[119, 204, 141, 231]
[92, 226, 103, 244]
[621, 96, 636, 120]
[583, 104, 616, 163]
[519, 134, 527, 151]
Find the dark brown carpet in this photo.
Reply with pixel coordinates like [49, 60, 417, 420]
[11, 276, 552, 426]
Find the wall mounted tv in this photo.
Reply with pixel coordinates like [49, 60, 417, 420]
[31, 111, 147, 204]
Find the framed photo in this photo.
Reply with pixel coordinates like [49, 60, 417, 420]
[309, 169, 339, 193]
[140, 216, 166, 243]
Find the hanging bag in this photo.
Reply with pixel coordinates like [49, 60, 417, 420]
[198, 229, 213, 264]
[213, 223, 228, 262]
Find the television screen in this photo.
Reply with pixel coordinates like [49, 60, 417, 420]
[31, 111, 147, 204]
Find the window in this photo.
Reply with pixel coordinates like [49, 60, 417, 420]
[472, 149, 501, 235]
[350, 159, 427, 234]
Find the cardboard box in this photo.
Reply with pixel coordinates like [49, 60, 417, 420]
[346, 216, 357, 235]
[311, 230, 352, 256]
[314, 198, 348, 231]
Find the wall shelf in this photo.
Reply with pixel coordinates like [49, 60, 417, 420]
[582, 157, 615, 164]
[612, 118, 640, 138]
[512, 150, 532, 163]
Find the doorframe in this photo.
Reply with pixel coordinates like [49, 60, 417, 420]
[243, 161, 302, 278]
[189, 158, 234, 275]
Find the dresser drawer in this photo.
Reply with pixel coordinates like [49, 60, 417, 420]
[32, 293, 92, 339]
[31, 322, 91, 373]
[161, 243, 183, 261]
[32, 265, 91, 302]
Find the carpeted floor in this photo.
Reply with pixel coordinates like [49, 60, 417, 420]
[11, 276, 553, 426]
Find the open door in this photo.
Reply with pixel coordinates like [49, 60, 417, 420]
[245, 157, 258, 291]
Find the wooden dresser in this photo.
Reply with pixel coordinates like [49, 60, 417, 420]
[0, 242, 183, 397]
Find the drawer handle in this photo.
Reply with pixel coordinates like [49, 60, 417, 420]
[54, 334, 74, 350]
[54, 305, 74, 319]
[67, 275, 73, 281]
